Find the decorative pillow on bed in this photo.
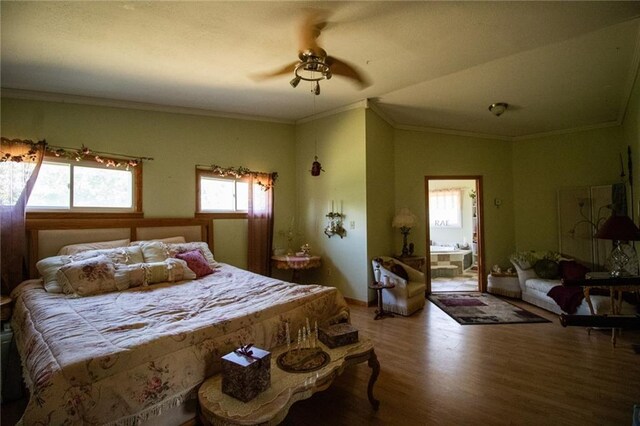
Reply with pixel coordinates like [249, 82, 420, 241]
[134, 258, 197, 285]
[57, 239, 130, 256]
[129, 236, 187, 246]
[37, 247, 144, 293]
[139, 241, 217, 268]
[175, 249, 214, 277]
[56, 255, 118, 297]
[72, 246, 145, 265]
[36, 255, 74, 293]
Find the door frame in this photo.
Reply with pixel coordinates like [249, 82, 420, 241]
[424, 175, 486, 294]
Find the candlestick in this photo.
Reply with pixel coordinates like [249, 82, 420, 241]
[285, 323, 290, 350]
[331, 200, 334, 213]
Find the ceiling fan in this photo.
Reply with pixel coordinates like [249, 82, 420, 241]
[253, 9, 370, 95]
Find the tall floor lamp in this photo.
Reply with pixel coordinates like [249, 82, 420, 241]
[392, 208, 417, 257]
[595, 213, 640, 277]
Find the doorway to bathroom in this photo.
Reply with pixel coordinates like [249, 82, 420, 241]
[425, 176, 485, 294]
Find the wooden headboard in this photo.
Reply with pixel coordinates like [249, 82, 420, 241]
[26, 217, 213, 278]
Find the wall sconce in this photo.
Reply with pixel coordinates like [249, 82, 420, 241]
[325, 200, 346, 238]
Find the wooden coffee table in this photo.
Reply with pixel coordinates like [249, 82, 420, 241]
[198, 337, 380, 425]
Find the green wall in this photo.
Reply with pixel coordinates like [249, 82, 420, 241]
[512, 126, 625, 253]
[365, 108, 395, 298]
[295, 108, 369, 302]
[393, 130, 515, 275]
[0, 98, 296, 268]
[623, 67, 640, 221]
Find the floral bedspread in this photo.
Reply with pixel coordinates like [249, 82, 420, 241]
[11, 264, 349, 425]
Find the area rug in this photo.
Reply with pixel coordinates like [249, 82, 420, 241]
[428, 292, 551, 325]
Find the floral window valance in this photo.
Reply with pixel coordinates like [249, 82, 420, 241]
[1, 137, 153, 170]
[198, 164, 278, 190]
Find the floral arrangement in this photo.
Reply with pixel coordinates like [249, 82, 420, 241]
[1, 137, 152, 170]
[208, 164, 278, 190]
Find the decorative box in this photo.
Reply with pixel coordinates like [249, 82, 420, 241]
[318, 323, 358, 348]
[221, 346, 271, 402]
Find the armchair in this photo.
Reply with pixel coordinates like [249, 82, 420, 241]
[372, 256, 426, 316]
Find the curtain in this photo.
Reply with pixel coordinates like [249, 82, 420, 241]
[1, 139, 45, 294]
[247, 173, 274, 276]
[429, 189, 462, 228]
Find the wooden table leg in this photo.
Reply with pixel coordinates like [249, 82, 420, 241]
[367, 350, 380, 410]
[374, 288, 394, 320]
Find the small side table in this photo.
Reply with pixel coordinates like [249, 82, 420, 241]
[368, 282, 395, 320]
[0, 295, 12, 323]
[271, 255, 321, 283]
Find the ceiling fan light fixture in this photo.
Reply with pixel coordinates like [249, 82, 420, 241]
[313, 81, 320, 95]
[489, 102, 508, 117]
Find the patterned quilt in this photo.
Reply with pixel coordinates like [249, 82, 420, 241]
[11, 264, 349, 425]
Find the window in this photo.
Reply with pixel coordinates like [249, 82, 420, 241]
[27, 157, 141, 212]
[429, 189, 462, 228]
[197, 170, 248, 214]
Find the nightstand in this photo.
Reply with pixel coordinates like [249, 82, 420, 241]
[0, 295, 12, 323]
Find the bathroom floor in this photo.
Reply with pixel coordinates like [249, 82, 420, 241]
[431, 269, 478, 292]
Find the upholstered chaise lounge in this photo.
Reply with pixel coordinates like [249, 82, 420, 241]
[372, 256, 426, 316]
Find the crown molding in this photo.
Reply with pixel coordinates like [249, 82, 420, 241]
[0, 88, 295, 125]
[511, 120, 620, 141]
[294, 99, 368, 124]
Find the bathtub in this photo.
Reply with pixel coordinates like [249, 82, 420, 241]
[430, 247, 473, 275]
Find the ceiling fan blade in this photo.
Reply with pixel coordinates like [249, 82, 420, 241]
[250, 61, 299, 81]
[298, 9, 330, 55]
[326, 56, 370, 89]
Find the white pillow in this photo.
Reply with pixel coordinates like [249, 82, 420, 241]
[129, 236, 186, 246]
[57, 239, 130, 256]
[73, 246, 144, 265]
[139, 241, 217, 268]
[115, 258, 196, 287]
[36, 255, 74, 293]
[57, 255, 118, 297]
[36, 246, 144, 293]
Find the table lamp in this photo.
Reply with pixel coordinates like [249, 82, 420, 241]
[594, 213, 640, 277]
[392, 208, 417, 257]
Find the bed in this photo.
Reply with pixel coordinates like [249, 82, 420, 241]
[12, 218, 350, 425]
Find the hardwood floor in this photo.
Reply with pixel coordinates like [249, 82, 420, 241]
[3, 299, 638, 425]
[283, 299, 640, 425]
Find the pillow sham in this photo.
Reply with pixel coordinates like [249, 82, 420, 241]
[37, 247, 145, 293]
[72, 246, 145, 265]
[57, 255, 118, 297]
[57, 238, 130, 256]
[36, 255, 74, 293]
[175, 249, 214, 277]
[136, 258, 197, 285]
[140, 241, 217, 268]
[129, 236, 186, 246]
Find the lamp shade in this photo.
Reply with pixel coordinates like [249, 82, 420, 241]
[392, 208, 417, 228]
[595, 214, 640, 241]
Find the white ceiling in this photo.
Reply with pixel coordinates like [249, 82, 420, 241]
[2, 1, 640, 139]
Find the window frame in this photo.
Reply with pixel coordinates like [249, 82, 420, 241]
[26, 153, 143, 218]
[195, 169, 249, 219]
